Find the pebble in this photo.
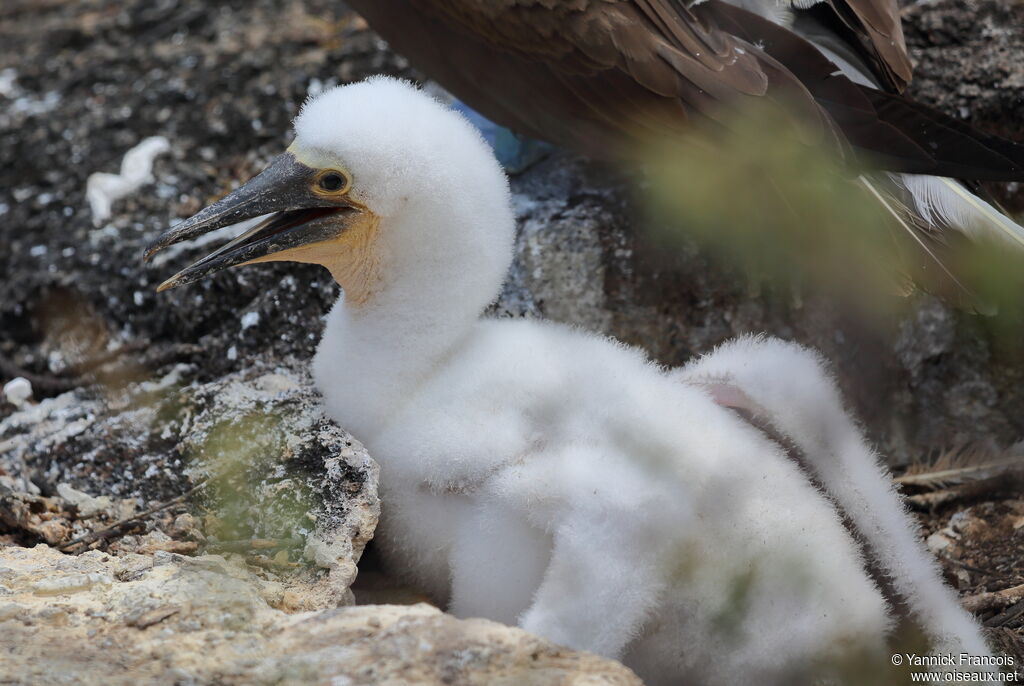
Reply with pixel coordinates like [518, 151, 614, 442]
[240, 311, 260, 330]
[2, 377, 33, 408]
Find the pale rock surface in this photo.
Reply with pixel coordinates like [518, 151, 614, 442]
[0, 544, 641, 686]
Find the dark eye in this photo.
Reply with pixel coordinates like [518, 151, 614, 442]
[319, 171, 347, 192]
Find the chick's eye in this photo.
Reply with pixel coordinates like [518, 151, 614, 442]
[319, 171, 348, 192]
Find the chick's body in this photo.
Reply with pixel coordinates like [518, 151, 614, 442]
[316, 312, 890, 684]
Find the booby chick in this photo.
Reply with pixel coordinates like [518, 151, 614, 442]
[146, 78, 991, 685]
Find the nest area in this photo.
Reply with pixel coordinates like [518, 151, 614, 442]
[1, 0, 1024, 675]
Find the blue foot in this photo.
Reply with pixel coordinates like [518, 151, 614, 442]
[451, 101, 553, 175]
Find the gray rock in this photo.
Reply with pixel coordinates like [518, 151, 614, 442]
[903, 0, 1024, 209]
[0, 358, 379, 607]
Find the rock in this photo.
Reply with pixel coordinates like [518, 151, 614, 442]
[0, 544, 640, 686]
[55, 483, 113, 518]
[926, 530, 958, 556]
[0, 358, 379, 608]
[903, 0, 1024, 204]
[30, 571, 113, 596]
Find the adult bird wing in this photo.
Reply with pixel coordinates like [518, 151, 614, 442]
[349, 0, 1024, 179]
[350, 0, 849, 157]
[805, 0, 913, 91]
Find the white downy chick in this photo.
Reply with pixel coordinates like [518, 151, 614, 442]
[148, 77, 991, 685]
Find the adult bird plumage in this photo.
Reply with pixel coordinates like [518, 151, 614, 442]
[146, 78, 995, 685]
[344, 0, 1024, 306]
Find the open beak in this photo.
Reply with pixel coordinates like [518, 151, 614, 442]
[145, 152, 362, 291]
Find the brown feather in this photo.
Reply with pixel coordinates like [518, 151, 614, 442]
[347, 0, 1024, 182]
[825, 0, 913, 91]
[351, 0, 837, 158]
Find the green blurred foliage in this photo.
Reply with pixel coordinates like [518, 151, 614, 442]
[643, 103, 901, 320]
[188, 412, 313, 560]
[641, 102, 1024, 335]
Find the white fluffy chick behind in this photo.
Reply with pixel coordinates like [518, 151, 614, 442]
[148, 77, 991, 685]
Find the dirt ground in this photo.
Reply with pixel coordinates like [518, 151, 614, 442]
[909, 461, 1024, 660]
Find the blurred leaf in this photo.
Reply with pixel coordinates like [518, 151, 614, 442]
[641, 102, 902, 323]
[190, 412, 311, 550]
[640, 101, 1024, 335]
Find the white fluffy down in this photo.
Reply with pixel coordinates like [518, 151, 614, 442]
[678, 336, 994, 661]
[298, 78, 988, 684]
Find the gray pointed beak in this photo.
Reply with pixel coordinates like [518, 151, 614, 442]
[145, 152, 362, 291]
